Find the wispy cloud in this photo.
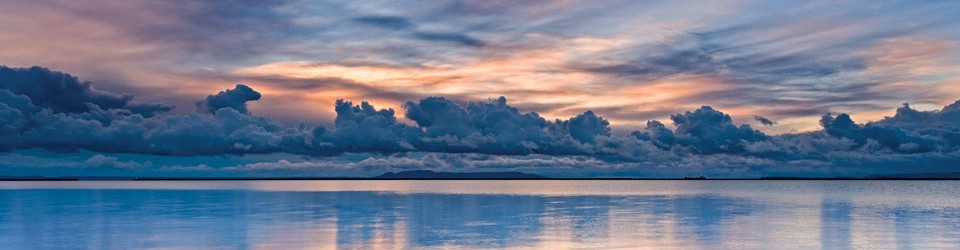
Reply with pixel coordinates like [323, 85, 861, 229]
[1, 0, 957, 132]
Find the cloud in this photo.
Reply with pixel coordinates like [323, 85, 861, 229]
[668, 106, 768, 154]
[874, 102, 960, 131]
[145, 108, 285, 155]
[404, 96, 474, 138]
[326, 99, 419, 152]
[564, 3, 960, 129]
[354, 15, 416, 30]
[0, 66, 305, 156]
[196, 84, 262, 114]
[0, 66, 172, 116]
[84, 154, 145, 169]
[553, 110, 610, 144]
[819, 112, 935, 153]
[405, 96, 606, 155]
[631, 120, 678, 150]
[353, 15, 485, 47]
[219, 153, 615, 174]
[405, 96, 549, 154]
[754, 116, 776, 126]
[3, 0, 959, 138]
[412, 32, 485, 47]
[822, 102, 960, 153]
[0, 91, 29, 150]
[4, 65, 960, 177]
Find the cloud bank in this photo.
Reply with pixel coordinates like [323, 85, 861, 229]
[2, 65, 960, 177]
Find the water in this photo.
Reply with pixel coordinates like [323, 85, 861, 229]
[1, 180, 958, 249]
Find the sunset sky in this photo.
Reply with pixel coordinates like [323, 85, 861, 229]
[2, 0, 960, 177]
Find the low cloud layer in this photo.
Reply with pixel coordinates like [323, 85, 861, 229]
[2, 65, 960, 177]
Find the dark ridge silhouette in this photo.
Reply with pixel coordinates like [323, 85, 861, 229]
[134, 177, 366, 181]
[0, 176, 78, 181]
[374, 170, 545, 179]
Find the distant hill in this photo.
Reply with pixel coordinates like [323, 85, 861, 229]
[0, 176, 79, 181]
[374, 170, 546, 179]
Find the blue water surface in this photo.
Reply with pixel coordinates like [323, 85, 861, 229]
[1, 180, 958, 249]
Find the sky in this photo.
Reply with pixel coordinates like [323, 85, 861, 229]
[1, 0, 960, 177]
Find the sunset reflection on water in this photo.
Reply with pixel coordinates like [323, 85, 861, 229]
[1, 180, 958, 249]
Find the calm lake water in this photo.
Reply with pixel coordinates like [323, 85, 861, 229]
[1, 180, 958, 249]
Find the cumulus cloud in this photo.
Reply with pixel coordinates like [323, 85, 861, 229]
[0, 66, 300, 155]
[819, 112, 935, 153]
[0, 66, 172, 116]
[4, 65, 960, 177]
[405, 96, 607, 155]
[554, 110, 611, 144]
[668, 106, 768, 154]
[196, 84, 261, 114]
[326, 99, 419, 152]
